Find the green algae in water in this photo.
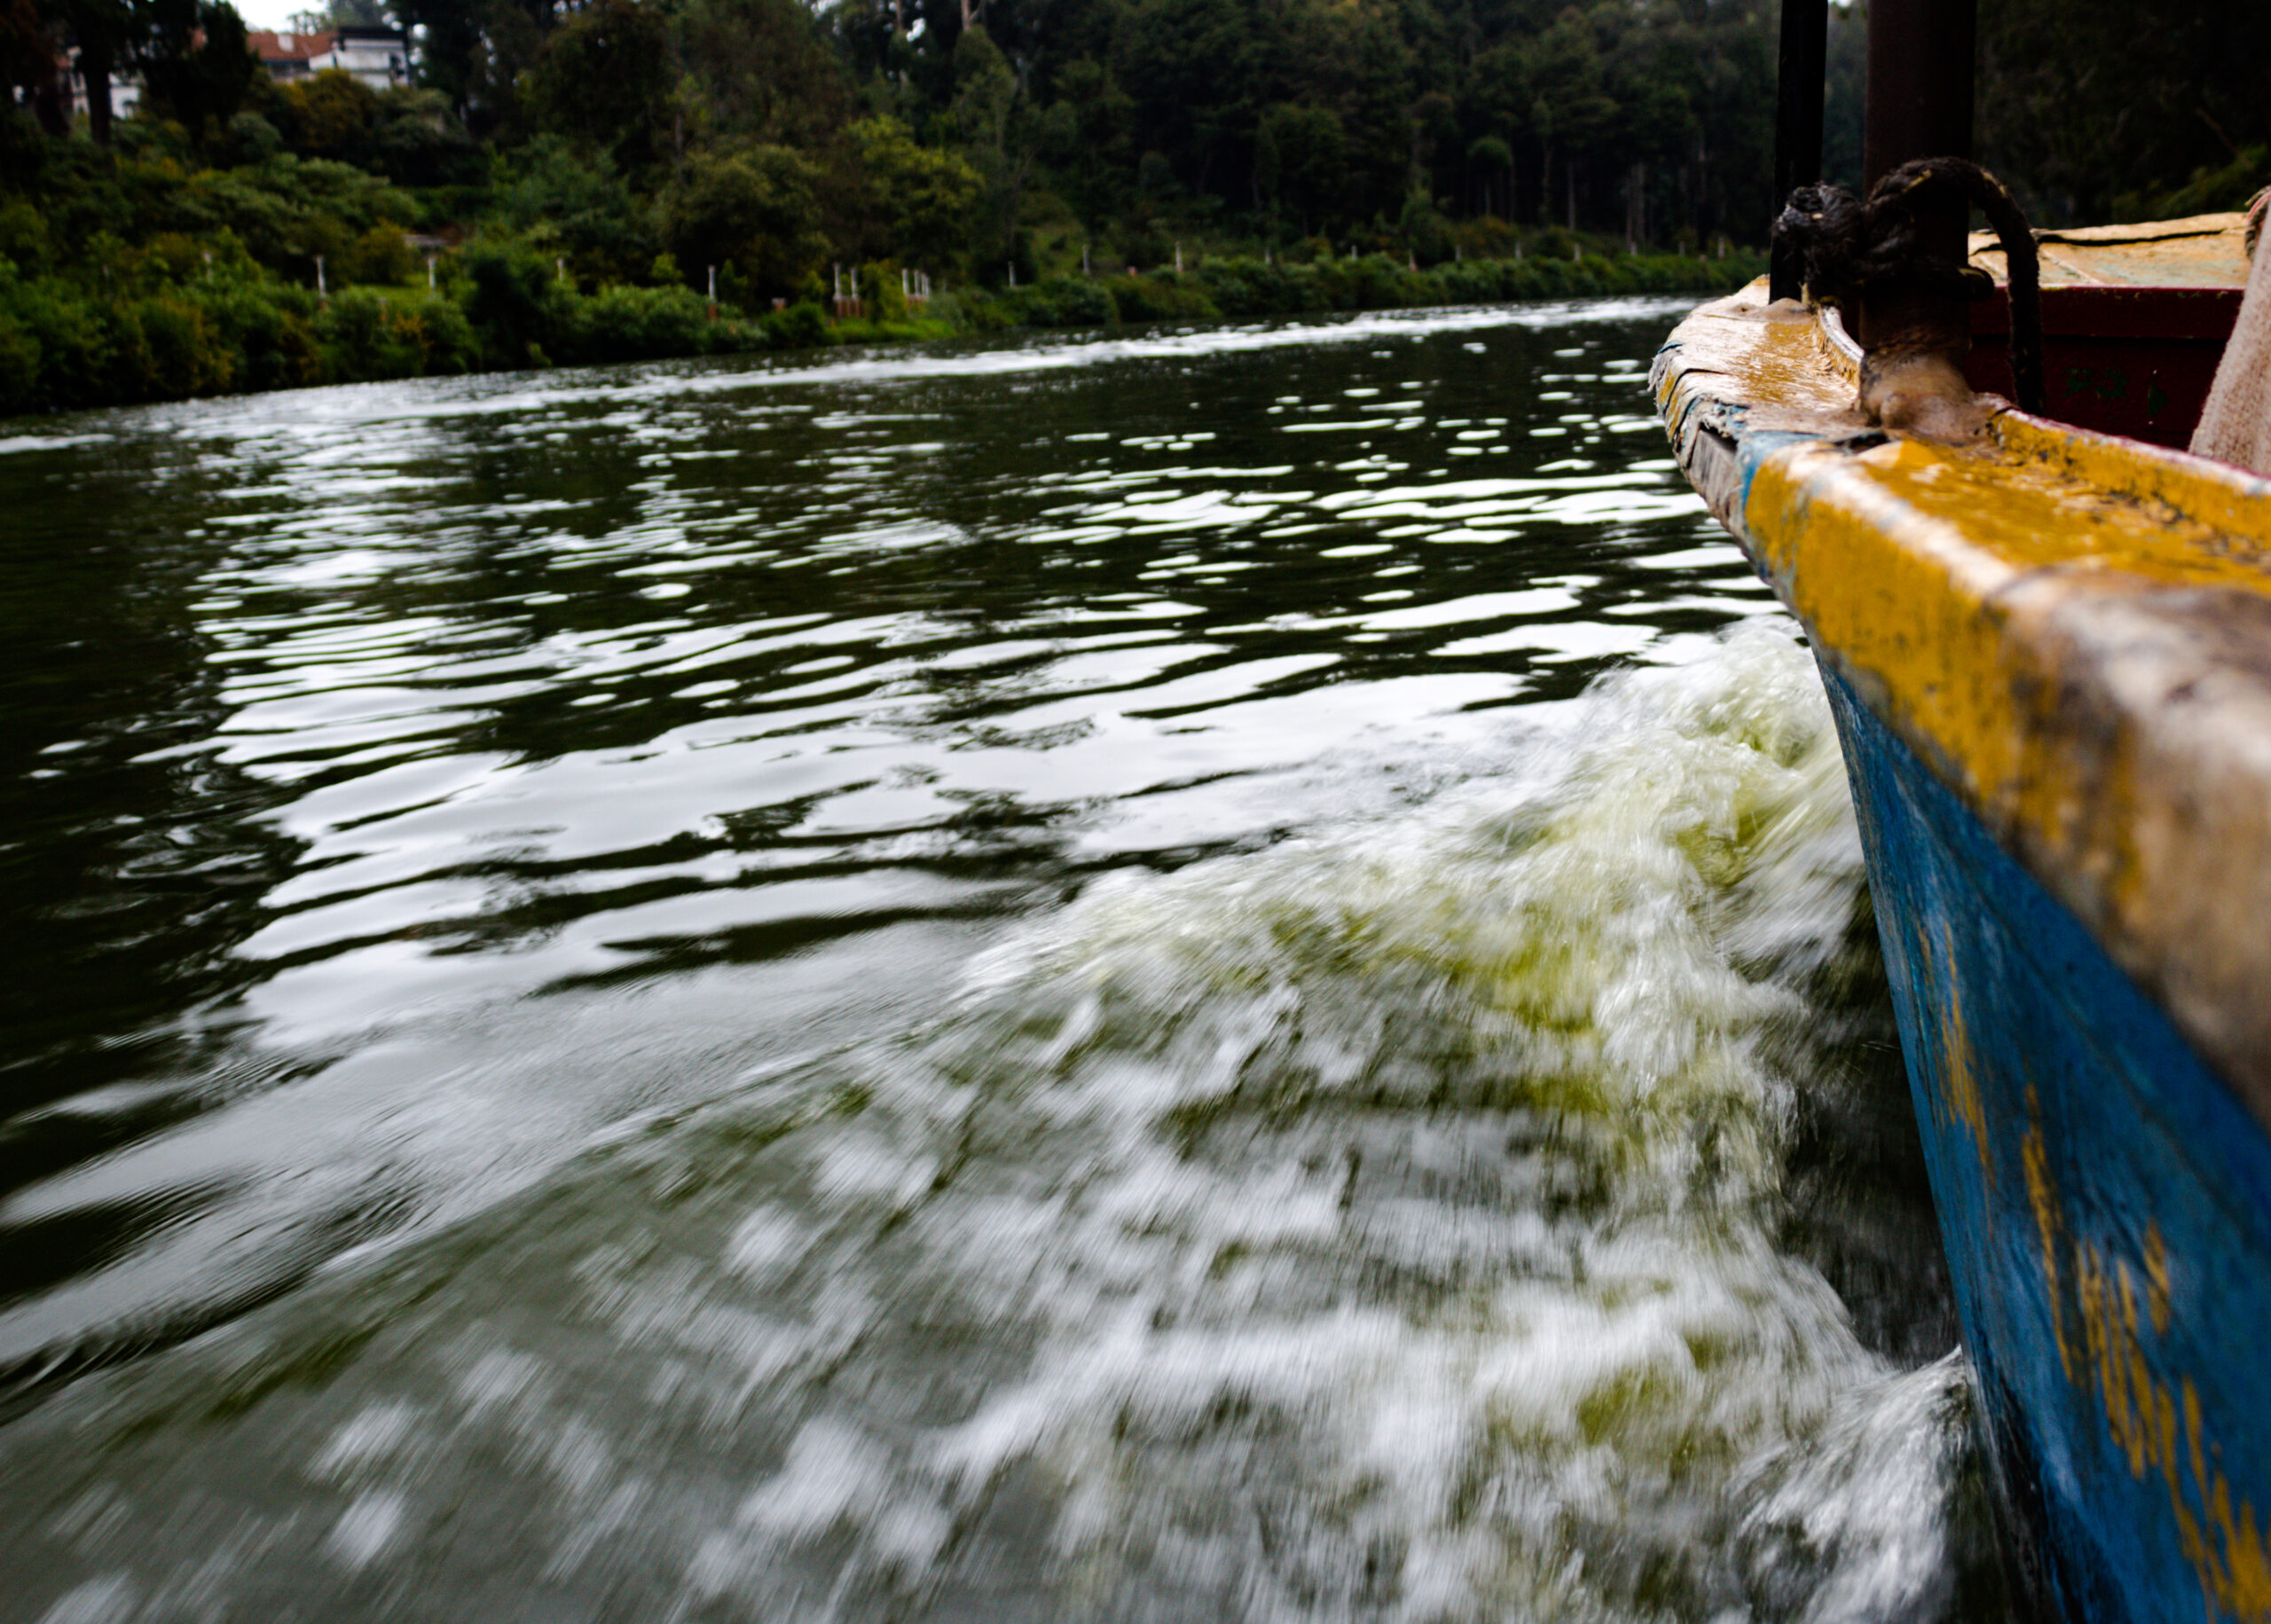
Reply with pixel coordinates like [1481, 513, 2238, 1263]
[0, 306, 1996, 1623]
[0, 624, 1997, 1623]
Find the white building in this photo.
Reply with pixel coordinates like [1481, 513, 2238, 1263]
[250, 26, 410, 92]
[65, 53, 140, 121]
[248, 28, 332, 81]
[65, 24, 409, 124]
[311, 26, 411, 90]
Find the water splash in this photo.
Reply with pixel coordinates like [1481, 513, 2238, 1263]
[2, 626, 1998, 1622]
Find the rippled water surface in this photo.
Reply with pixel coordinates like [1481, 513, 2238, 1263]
[0, 300, 2003, 1622]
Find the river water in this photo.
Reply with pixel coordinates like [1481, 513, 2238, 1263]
[0, 300, 2006, 1622]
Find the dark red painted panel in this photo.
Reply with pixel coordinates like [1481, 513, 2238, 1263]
[1968, 286, 2242, 448]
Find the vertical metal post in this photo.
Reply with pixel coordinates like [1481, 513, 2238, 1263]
[1863, 0, 1975, 185]
[1858, 0, 1976, 357]
[1769, 0, 1827, 301]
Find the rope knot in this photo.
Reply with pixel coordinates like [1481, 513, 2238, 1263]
[1772, 157, 2044, 416]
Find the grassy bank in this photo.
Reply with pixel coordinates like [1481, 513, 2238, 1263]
[0, 239, 1753, 422]
[0, 241, 1763, 420]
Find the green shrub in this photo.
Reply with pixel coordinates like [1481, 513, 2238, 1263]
[407, 296, 479, 373]
[462, 240, 566, 366]
[96, 304, 161, 401]
[342, 224, 417, 286]
[134, 294, 230, 395]
[318, 286, 427, 381]
[759, 299, 830, 349]
[702, 316, 766, 354]
[935, 287, 1012, 332]
[1011, 275, 1115, 327]
[856, 262, 908, 323]
[569, 282, 711, 363]
[1110, 273, 1217, 323]
[0, 312, 37, 412]
[1434, 258, 1506, 302]
[5, 279, 105, 410]
[1344, 254, 1425, 309]
[1193, 257, 1310, 316]
[0, 200, 51, 273]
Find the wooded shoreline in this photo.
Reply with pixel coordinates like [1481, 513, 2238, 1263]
[0, 241, 1763, 417]
[4, 0, 2255, 420]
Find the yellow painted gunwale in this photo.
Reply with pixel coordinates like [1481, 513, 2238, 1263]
[1653, 273, 2271, 1115]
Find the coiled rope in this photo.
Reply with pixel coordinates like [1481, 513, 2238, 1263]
[1773, 157, 2045, 416]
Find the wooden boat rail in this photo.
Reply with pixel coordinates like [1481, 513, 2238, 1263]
[1654, 273, 2271, 1124]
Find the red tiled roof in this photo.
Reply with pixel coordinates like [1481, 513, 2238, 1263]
[247, 29, 334, 62]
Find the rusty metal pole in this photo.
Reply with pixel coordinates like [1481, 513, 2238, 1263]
[1769, 0, 1827, 302]
[1858, 0, 1976, 366]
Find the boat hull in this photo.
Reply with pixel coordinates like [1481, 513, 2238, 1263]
[1820, 659, 2271, 1624]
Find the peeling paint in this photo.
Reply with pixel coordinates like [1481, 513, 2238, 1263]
[1654, 282, 2271, 1124]
[1824, 667, 2271, 1624]
[1654, 254, 2271, 1624]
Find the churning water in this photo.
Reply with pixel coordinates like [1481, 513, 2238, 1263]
[0, 300, 2005, 1622]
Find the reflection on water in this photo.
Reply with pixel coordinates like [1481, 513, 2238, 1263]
[0, 300, 1999, 1620]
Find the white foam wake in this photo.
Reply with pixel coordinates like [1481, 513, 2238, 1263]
[14, 624, 1990, 1624]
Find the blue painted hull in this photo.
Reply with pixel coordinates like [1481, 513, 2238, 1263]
[1820, 661, 2271, 1623]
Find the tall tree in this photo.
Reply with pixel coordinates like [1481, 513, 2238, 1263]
[391, 0, 484, 112]
[1, 0, 68, 134]
[679, 0, 856, 151]
[52, 0, 134, 144]
[1977, 0, 2271, 224]
[523, 0, 672, 168]
[139, 0, 257, 140]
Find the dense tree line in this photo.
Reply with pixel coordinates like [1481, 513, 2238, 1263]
[4, 0, 1796, 296]
[0, 0, 2260, 413]
[3, 0, 2264, 286]
[1976, 0, 2269, 225]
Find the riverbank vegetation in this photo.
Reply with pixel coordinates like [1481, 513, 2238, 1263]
[0, 222, 1763, 413]
[0, 0, 2261, 416]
